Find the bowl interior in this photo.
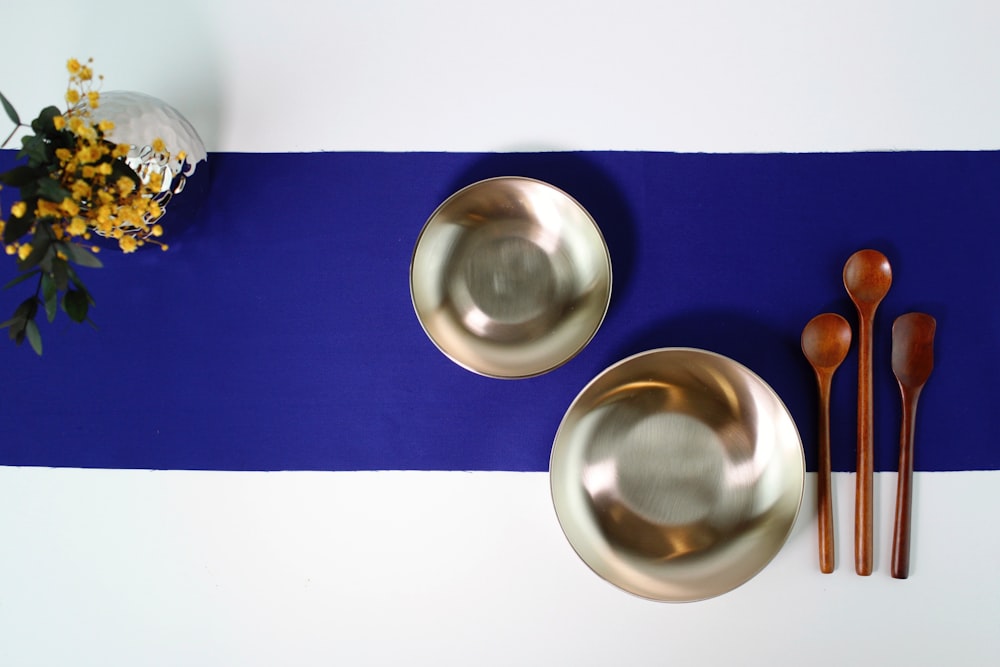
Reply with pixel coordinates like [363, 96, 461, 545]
[410, 177, 611, 378]
[550, 348, 804, 601]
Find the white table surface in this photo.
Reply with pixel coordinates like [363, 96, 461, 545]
[2, 2, 998, 665]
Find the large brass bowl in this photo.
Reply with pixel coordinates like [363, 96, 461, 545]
[410, 177, 612, 378]
[550, 348, 804, 601]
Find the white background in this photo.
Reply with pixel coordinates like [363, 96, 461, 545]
[2, 1, 999, 665]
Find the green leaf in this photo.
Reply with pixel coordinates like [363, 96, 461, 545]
[35, 177, 71, 204]
[24, 319, 42, 355]
[14, 296, 38, 321]
[2, 268, 40, 290]
[62, 288, 89, 323]
[31, 106, 62, 137]
[18, 134, 49, 167]
[18, 231, 53, 272]
[66, 266, 95, 305]
[61, 242, 103, 269]
[0, 164, 41, 187]
[0, 90, 19, 125]
[6, 298, 36, 343]
[51, 256, 69, 291]
[1, 209, 33, 243]
[41, 272, 58, 323]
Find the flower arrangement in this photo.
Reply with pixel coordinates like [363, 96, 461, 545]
[0, 58, 182, 354]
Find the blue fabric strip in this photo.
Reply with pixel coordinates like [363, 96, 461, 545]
[1, 150, 997, 472]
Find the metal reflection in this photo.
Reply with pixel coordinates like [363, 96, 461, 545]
[410, 177, 612, 378]
[550, 348, 804, 601]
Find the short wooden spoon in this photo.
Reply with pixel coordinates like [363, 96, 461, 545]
[890, 312, 936, 579]
[802, 313, 852, 573]
[843, 249, 892, 576]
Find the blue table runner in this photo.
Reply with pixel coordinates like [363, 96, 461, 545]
[1, 150, 997, 472]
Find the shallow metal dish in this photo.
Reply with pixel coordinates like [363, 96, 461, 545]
[410, 177, 612, 378]
[550, 348, 804, 601]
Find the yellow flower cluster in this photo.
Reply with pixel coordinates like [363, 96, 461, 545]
[2, 58, 172, 257]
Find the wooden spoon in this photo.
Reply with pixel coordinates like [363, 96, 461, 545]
[843, 249, 892, 576]
[890, 312, 936, 579]
[801, 313, 852, 573]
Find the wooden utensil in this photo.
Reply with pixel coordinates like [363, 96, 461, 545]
[843, 249, 892, 576]
[890, 312, 936, 579]
[801, 313, 852, 573]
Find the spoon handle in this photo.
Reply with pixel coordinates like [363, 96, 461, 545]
[891, 386, 922, 578]
[855, 314, 874, 576]
[816, 372, 835, 573]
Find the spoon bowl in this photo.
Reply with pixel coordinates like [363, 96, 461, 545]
[801, 313, 853, 573]
[802, 313, 853, 371]
[844, 251, 893, 305]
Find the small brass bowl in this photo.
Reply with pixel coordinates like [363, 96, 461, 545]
[410, 177, 612, 378]
[550, 348, 804, 601]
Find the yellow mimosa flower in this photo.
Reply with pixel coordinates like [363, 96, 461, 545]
[35, 199, 61, 218]
[87, 90, 100, 108]
[53, 115, 66, 131]
[116, 176, 136, 195]
[148, 172, 164, 192]
[75, 124, 97, 142]
[71, 180, 91, 200]
[121, 208, 141, 225]
[68, 217, 87, 236]
[67, 58, 82, 74]
[10, 202, 27, 218]
[77, 145, 101, 164]
[17, 244, 32, 260]
[65, 89, 81, 106]
[61, 198, 81, 217]
[151, 138, 166, 153]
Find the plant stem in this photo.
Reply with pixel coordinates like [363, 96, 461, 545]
[1, 123, 26, 149]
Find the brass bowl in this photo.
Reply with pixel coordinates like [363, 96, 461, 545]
[410, 177, 612, 378]
[550, 348, 804, 601]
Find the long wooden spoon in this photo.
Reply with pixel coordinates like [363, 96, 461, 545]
[801, 313, 852, 573]
[843, 249, 892, 576]
[890, 312, 936, 579]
